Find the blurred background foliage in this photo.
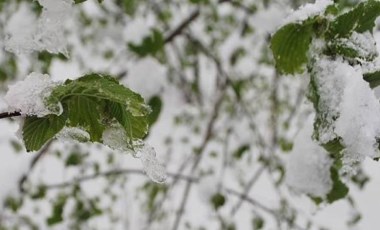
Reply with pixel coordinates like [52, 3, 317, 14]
[0, 0, 373, 229]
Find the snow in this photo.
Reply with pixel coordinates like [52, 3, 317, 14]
[4, 72, 61, 117]
[312, 57, 346, 143]
[333, 32, 377, 59]
[286, 116, 333, 198]
[133, 141, 167, 183]
[102, 126, 167, 183]
[312, 57, 380, 174]
[56, 127, 91, 142]
[282, 0, 333, 25]
[4, 0, 73, 54]
[102, 124, 132, 153]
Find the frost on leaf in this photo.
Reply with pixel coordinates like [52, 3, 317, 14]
[56, 127, 91, 143]
[330, 31, 378, 60]
[4, 0, 73, 54]
[311, 57, 380, 174]
[4, 72, 61, 117]
[286, 117, 333, 198]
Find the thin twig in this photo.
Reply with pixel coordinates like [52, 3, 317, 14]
[171, 83, 226, 230]
[44, 169, 197, 190]
[0, 111, 21, 119]
[231, 165, 266, 215]
[19, 141, 53, 193]
[164, 8, 200, 44]
[225, 188, 305, 230]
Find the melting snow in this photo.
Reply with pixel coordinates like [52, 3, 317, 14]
[56, 127, 91, 143]
[103, 127, 167, 183]
[133, 141, 167, 183]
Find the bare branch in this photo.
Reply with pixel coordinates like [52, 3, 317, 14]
[19, 141, 53, 193]
[164, 8, 200, 44]
[0, 111, 21, 119]
[44, 169, 197, 190]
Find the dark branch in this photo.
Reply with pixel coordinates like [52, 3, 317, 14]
[0, 111, 21, 119]
[164, 8, 200, 44]
[44, 169, 197, 190]
[19, 141, 53, 193]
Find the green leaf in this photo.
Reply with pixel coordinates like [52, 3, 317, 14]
[210, 193, 226, 210]
[47, 194, 67, 226]
[128, 29, 164, 57]
[48, 74, 150, 142]
[363, 71, 380, 88]
[326, 166, 349, 203]
[322, 138, 344, 156]
[30, 185, 47, 200]
[270, 23, 313, 74]
[65, 96, 105, 141]
[65, 152, 84, 166]
[252, 217, 265, 230]
[233, 144, 250, 159]
[106, 101, 148, 140]
[23, 74, 150, 152]
[4, 196, 23, 212]
[47, 74, 149, 117]
[74, 0, 89, 3]
[147, 95, 162, 126]
[23, 114, 66, 152]
[327, 0, 380, 38]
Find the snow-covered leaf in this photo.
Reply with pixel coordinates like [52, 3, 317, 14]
[327, 0, 380, 38]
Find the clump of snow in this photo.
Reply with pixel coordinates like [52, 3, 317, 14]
[286, 116, 333, 198]
[4, 0, 73, 54]
[102, 124, 133, 153]
[333, 31, 377, 60]
[133, 141, 167, 183]
[4, 72, 61, 117]
[334, 68, 380, 174]
[56, 127, 91, 143]
[102, 127, 167, 183]
[282, 0, 333, 25]
[312, 57, 380, 174]
[311, 57, 345, 143]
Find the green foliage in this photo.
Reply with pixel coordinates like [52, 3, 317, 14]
[270, 22, 313, 74]
[4, 196, 23, 212]
[65, 152, 84, 166]
[327, 0, 380, 38]
[23, 114, 66, 152]
[23, 74, 150, 152]
[210, 193, 226, 210]
[47, 194, 67, 226]
[252, 216, 265, 230]
[233, 144, 250, 159]
[270, 0, 380, 204]
[363, 71, 380, 88]
[128, 29, 165, 57]
[326, 167, 349, 203]
[147, 95, 163, 126]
